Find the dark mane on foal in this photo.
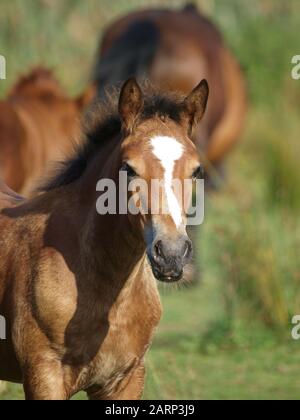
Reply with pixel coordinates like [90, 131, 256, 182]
[41, 84, 186, 192]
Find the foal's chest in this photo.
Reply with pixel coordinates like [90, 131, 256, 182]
[84, 281, 162, 394]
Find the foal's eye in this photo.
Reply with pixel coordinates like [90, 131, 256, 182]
[192, 165, 205, 180]
[121, 163, 137, 178]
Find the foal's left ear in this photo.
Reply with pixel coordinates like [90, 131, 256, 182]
[119, 78, 144, 134]
[182, 79, 209, 135]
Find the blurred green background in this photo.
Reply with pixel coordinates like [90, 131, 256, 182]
[1, 0, 300, 400]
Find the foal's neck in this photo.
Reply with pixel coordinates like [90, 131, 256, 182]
[78, 137, 146, 289]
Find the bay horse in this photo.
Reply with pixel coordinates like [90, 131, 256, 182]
[94, 4, 246, 171]
[0, 67, 95, 196]
[0, 78, 209, 400]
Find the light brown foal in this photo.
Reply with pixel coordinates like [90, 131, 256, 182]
[0, 78, 208, 400]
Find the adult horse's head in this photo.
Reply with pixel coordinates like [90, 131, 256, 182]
[118, 78, 209, 282]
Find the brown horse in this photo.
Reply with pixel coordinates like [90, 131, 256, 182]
[0, 67, 95, 195]
[0, 78, 209, 400]
[94, 4, 246, 172]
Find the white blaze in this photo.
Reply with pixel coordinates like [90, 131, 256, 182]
[150, 136, 184, 228]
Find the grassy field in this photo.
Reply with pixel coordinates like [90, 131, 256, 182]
[1, 0, 300, 400]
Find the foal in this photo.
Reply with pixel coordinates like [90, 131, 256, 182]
[0, 78, 208, 400]
[0, 67, 94, 195]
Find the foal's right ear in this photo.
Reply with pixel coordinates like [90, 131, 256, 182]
[119, 78, 144, 134]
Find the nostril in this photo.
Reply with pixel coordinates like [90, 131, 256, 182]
[154, 240, 164, 259]
[183, 240, 192, 259]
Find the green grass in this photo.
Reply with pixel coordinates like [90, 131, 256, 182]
[1, 0, 300, 400]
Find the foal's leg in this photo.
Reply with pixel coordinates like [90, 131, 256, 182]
[23, 359, 67, 400]
[87, 364, 145, 400]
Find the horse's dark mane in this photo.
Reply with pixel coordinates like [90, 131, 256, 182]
[41, 84, 186, 192]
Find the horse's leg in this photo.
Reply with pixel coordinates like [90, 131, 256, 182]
[87, 363, 145, 400]
[23, 359, 67, 400]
